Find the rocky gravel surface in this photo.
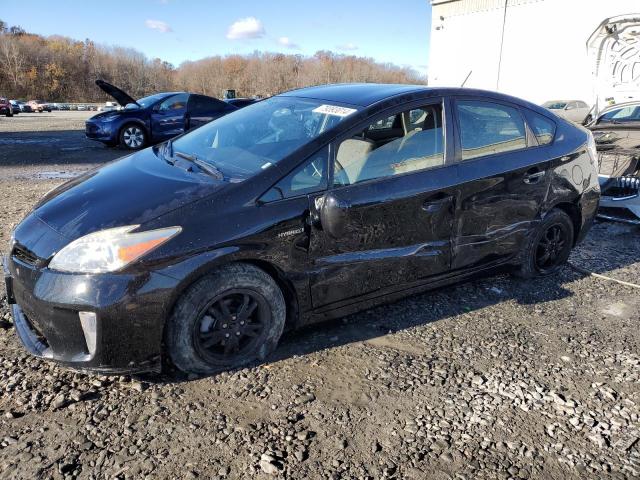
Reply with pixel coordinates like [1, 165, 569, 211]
[0, 115, 639, 479]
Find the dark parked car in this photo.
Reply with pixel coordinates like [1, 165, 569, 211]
[8, 100, 20, 115]
[4, 84, 600, 375]
[587, 101, 640, 224]
[0, 97, 13, 116]
[86, 80, 237, 150]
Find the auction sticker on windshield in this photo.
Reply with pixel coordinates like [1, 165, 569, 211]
[313, 104, 357, 117]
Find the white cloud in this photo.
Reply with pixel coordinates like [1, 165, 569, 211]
[226, 17, 265, 40]
[145, 19, 172, 33]
[336, 42, 358, 51]
[277, 37, 299, 49]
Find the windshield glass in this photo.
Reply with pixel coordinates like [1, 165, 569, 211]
[170, 96, 358, 180]
[543, 102, 567, 110]
[125, 93, 171, 110]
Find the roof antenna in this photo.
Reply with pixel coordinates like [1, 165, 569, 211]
[461, 70, 472, 87]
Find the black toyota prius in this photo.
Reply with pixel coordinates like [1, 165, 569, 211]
[4, 84, 600, 375]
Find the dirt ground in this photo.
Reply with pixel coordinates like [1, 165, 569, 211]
[0, 113, 638, 480]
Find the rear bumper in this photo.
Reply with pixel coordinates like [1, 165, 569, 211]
[4, 254, 178, 374]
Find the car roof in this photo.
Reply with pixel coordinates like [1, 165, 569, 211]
[277, 83, 545, 111]
[278, 83, 431, 107]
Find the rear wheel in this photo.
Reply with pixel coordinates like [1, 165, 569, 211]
[515, 209, 574, 278]
[165, 264, 286, 375]
[119, 124, 147, 150]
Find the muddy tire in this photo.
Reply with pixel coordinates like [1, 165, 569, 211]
[515, 209, 574, 278]
[165, 263, 286, 375]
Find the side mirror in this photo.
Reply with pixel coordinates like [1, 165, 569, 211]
[319, 192, 350, 239]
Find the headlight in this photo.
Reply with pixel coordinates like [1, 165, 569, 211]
[100, 115, 118, 122]
[48, 225, 181, 273]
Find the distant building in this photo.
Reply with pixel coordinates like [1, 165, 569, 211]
[429, 0, 640, 109]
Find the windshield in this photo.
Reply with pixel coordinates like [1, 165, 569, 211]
[170, 96, 358, 180]
[543, 102, 567, 110]
[125, 93, 171, 110]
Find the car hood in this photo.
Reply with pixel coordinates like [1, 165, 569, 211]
[29, 148, 223, 245]
[95, 79, 138, 107]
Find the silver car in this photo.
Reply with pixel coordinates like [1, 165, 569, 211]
[543, 100, 591, 124]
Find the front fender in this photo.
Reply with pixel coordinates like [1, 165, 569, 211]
[152, 245, 309, 329]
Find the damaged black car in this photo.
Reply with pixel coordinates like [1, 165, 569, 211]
[4, 84, 600, 375]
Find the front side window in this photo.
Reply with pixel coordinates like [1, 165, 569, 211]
[260, 146, 328, 202]
[158, 93, 189, 111]
[334, 104, 444, 186]
[456, 100, 526, 160]
[172, 97, 357, 181]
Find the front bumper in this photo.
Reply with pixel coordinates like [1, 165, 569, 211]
[3, 253, 179, 374]
[597, 174, 640, 225]
[85, 122, 117, 143]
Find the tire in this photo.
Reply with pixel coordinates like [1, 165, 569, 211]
[165, 263, 286, 375]
[119, 124, 147, 150]
[515, 209, 574, 278]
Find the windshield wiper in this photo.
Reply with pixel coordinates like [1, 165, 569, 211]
[175, 151, 224, 180]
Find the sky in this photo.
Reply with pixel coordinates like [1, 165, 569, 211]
[1, 0, 432, 77]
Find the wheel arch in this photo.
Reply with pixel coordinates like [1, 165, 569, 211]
[161, 254, 302, 348]
[118, 120, 149, 143]
[547, 201, 582, 245]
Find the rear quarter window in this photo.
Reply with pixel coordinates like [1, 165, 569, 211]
[525, 111, 556, 146]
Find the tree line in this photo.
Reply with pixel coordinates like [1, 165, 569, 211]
[0, 20, 425, 102]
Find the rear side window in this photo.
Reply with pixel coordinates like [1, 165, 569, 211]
[259, 146, 328, 202]
[456, 101, 526, 160]
[526, 111, 556, 146]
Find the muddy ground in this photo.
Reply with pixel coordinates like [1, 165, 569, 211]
[0, 113, 638, 480]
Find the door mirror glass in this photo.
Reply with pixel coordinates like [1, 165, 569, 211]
[334, 104, 444, 186]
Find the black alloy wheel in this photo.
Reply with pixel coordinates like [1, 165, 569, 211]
[515, 209, 574, 278]
[534, 224, 568, 273]
[166, 263, 286, 375]
[193, 289, 268, 363]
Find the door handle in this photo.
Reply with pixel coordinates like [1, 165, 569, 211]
[422, 195, 453, 213]
[523, 171, 546, 184]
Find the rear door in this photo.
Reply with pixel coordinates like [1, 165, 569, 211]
[150, 93, 189, 141]
[308, 98, 458, 308]
[186, 95, 236, 130]
[451, 97, 554, 270]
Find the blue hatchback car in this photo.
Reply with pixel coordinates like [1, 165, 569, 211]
[86, 80, 238, 150]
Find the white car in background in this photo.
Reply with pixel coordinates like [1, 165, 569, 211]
[542, 100, 591, 124]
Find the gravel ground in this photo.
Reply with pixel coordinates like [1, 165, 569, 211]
[0, 115, 639, 480]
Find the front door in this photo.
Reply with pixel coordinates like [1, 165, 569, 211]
[308, 100, 457, 308]
[150, 93, 189, 141]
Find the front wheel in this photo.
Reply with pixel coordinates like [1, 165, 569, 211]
[515, 209, 574, 278]
[165, 264, 286, 375]
[119, 124, 147, 150]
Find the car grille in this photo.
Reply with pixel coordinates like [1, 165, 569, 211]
[12, 244, 40, 266]
[604, 176, 640, 199]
